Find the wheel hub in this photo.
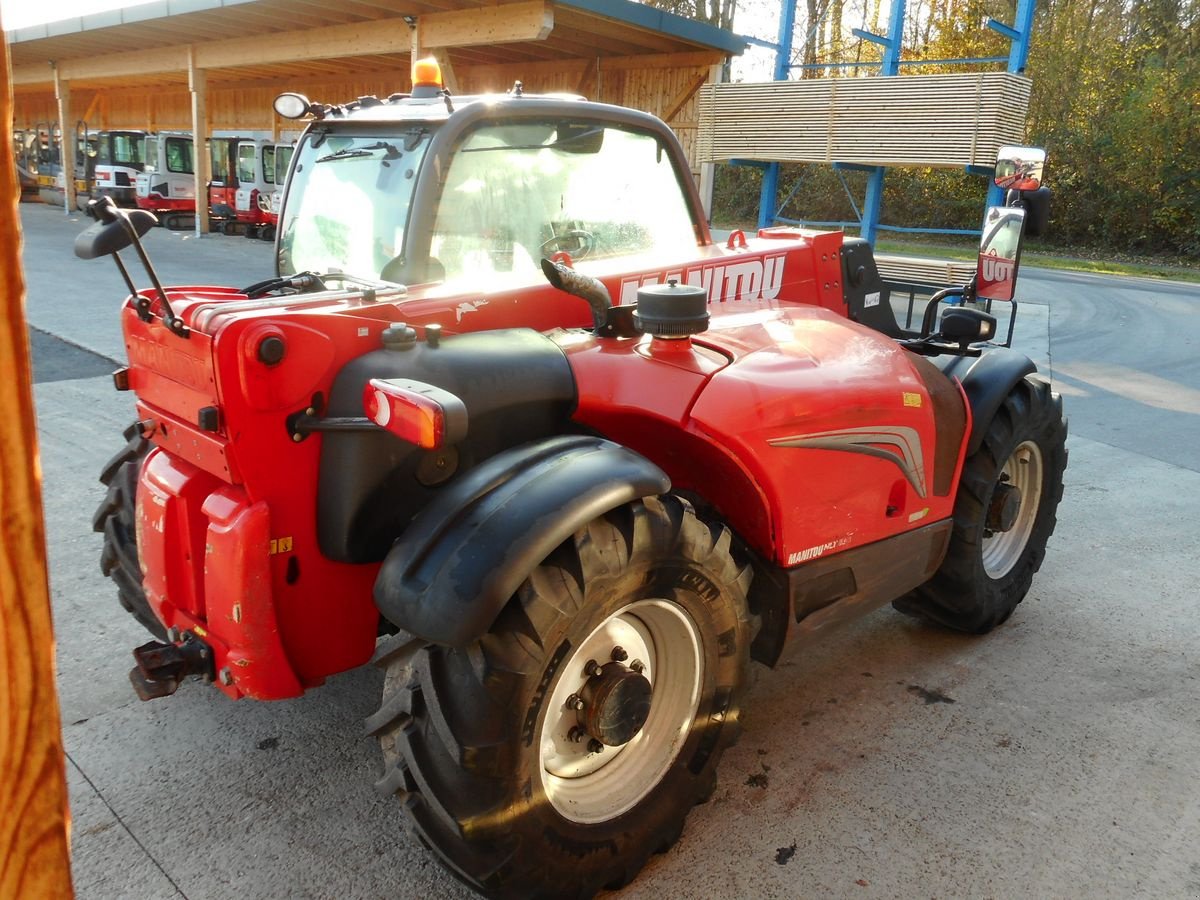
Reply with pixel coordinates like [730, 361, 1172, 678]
[539, 598, 703, 823]
[981, 440, 1045, 579]
[579, 661, 653, 746]
[987, 481, 1022, 532]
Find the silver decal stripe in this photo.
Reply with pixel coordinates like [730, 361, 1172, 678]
[768, 426, 927, 498]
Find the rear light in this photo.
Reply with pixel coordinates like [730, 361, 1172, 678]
[363, 378, 467, 450]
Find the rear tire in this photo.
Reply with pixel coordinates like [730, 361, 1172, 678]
[93, 422, 166, 640]
[369, 495, 755, 898]
[894, 374, 1067, 632]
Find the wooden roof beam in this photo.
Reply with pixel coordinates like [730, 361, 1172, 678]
[419, 1, 553, 48]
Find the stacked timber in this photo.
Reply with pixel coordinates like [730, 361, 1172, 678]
[875, 254, 977, 288]
[696, 72, 1031, 169]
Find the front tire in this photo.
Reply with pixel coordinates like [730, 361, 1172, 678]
[895, 374, 1067, 632]
[369, 495, 755, 898]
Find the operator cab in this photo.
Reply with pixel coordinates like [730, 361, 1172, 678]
[272, 59, 708, 291]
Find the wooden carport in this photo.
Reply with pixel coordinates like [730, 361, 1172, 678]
[9, 0, 744, 232]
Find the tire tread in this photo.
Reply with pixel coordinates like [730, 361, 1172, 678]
[370, 494, 757, 898]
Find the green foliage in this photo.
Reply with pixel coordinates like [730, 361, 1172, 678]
[706, 0, 1200, 259]
[1022, 0, 1200, 255]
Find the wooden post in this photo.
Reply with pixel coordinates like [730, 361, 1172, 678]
[697, 62, 723, 222]
[189, 47, 210, 237]
[409, 19, 460, 93]
[0, 35, 77, 900]
[52, 66, 74, 214]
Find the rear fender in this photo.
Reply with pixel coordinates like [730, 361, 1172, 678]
[374, 435, 670, 647]
[933, 347, 1036, 456]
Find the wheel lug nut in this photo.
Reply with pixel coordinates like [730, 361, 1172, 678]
[611, 646, 628, 662]
[567, 726, 586, 743]
[584, 659, 603, 678]
[587, 739, 604, 754]
[566, 693, 585, 711]
[629, 659, 645, 674]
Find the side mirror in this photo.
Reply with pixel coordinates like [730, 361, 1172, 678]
[976, 206, 1026, 302]
[939, 307, 997, 346]
[1020, 185, 1052, 239]
[994, 145, 1046, 192]
[74, 200, 158, 260]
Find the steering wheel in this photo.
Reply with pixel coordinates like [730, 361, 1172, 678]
[540, 229, 595, 261]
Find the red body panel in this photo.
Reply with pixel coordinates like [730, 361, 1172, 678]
[121, 230, 969, 699]
[563, 308, 969, 566]
[235, 188, 270, 226]
[136, 196, 195, 214]
[209, 184, 238, 216]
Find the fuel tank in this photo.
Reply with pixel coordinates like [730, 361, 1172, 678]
[563, 306, 969, 566]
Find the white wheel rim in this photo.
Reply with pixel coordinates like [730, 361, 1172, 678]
[538, 599, 702, 825]
[982, 439, 1044, 579]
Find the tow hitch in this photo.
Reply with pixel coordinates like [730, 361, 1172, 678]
[129, 636, 214, 701]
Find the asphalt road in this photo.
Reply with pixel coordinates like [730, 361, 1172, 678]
[1020, 267, 1200, 473]
[19, 202, 1200, 899]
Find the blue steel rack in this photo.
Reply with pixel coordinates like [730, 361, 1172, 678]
[748, 0, 1037, 243]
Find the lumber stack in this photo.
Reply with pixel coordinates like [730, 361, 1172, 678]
[697, 72, 1031, 169]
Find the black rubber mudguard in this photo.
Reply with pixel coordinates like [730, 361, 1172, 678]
[933, 347, 1037, 456]
[374, 435, 671, 647]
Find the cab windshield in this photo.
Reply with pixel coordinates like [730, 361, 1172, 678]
[278, 129, 431, 280]
[429, 121, 698, 286]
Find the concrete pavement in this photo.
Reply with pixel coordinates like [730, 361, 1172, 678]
[19, 202, 1200, 899]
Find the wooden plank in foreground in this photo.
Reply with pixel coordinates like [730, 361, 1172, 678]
[0, 29, 76, 900]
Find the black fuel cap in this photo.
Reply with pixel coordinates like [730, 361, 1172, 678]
[633, 279, 709, 337]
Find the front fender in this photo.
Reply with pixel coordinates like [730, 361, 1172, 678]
[933, 346, 1037, 456]
[374, 435, 670, 647]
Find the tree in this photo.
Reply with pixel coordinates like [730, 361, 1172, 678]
[645, 0, 737, 29]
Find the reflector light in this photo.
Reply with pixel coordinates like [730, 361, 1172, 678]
[412, 56, 443, 89]
[363, 378, 468, 449]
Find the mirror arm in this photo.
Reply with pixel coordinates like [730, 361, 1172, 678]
[899, 335, 983, 359]
[919, 285, 968, 337]
[123, 220, 188, 337]
[90, 196, 188, 337]
[108, 250, 143, 312]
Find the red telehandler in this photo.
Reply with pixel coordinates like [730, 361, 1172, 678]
[79, 62, 1065, 898]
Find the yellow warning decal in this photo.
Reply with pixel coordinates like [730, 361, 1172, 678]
[902, 392, 922, 408]
[269, 536, 294, 555]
